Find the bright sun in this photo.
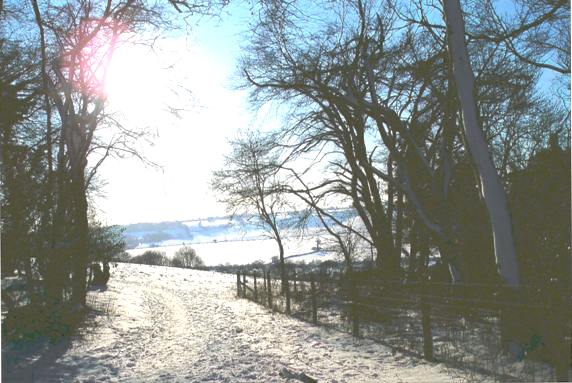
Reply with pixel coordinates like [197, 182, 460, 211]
[105, 42, 171, 122]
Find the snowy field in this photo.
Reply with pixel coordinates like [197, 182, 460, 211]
[124, 214, 345, 266]
[126, 238, 337, 266]
[3, 263, 483, 382]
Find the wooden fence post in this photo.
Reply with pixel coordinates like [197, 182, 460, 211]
[311, 273, 317, 324]
[237, 271, 241, 297]
[267, 270, 273, 308]
[350, 272, 359, 337]
[421, 282, 433, 361]
[293, 268, 297, 293]
[242, 271, 247, 299]
[286, 273, 291, 315]
[263, 270, 267, 293]
[254, 270, 258, 303]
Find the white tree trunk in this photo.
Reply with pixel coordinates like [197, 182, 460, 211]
[442, 0, 521, 287]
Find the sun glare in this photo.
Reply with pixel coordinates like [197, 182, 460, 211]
[105, 43, 171, 122]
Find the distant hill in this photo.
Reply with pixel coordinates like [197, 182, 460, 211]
[121, 208, 355, 250]
[122, 217, 251, 249]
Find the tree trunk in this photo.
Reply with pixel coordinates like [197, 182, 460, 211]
[443, 0, 522, 359]
[387, 158, 394, 237]
[408, 221, 418, 276]
[278, 239, 288, 294]
[44, 250, 64, 309]
[442, 0, 520, 287]
[437, 239, 463, 283]
[395, 189, 403, 268]
[416, 228, 430, 276]
[23, 257, 40, 309]
[44, 171, 69, 310]
[70, 166, 89, 307]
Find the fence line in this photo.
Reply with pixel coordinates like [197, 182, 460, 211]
[235, 268, 571, 382]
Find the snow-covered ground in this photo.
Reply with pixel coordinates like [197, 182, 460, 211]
[3, 263, 483, 382]
[126, 238, 337, 266]
[123, 213, 354, 266]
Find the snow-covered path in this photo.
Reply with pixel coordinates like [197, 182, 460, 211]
[3, 264, 467, 382]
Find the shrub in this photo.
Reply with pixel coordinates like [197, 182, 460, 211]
[87, 222, 126, 265]
[170, 257, 185, 268]
[172, 246, 205, 269]
[114, 251, 132, 263]
[130, 250, 167, 266]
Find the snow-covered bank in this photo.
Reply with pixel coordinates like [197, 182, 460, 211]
[3, 263, 481, 382]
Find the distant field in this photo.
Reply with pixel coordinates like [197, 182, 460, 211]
[125, 238, 333, 266]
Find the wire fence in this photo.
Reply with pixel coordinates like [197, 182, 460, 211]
[236, 268, 571, 382]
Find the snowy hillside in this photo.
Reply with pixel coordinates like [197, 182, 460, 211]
[122, 210, 353, 250]
[122, 211, 357, 266]
[2, 263, 483, 382]
[122, 217, 266, 249]
[125, 238, 339, 267]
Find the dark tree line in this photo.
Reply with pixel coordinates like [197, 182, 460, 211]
[212, 0, 570, 301]
[210, 0, 568, 370]
[1, 0, 227, 341]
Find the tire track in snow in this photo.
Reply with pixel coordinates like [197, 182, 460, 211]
[109, 264, 466, 382]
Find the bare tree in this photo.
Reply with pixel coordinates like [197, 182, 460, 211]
[237, 0, 463, 279]
[277, 165, 372, 273]
[173, 245, 205, 269]
[466, 0, 570, 76]
[211, 130, 306, 292]
[27, 0, 229, 308]
[442, 0, 521, 286]
[237, 0, 564, 286]
[0, 0, 230, 334]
